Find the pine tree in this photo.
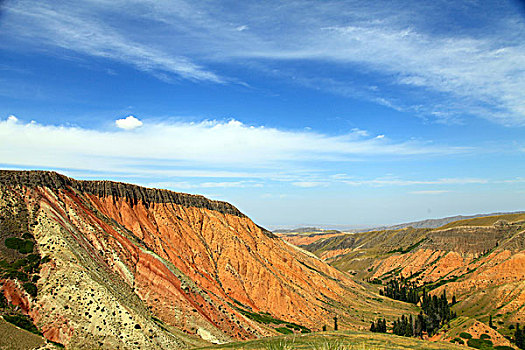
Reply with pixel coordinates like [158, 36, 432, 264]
[516, 323, 524, 349]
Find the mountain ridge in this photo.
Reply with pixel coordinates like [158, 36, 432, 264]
[0, 170, 246, 217]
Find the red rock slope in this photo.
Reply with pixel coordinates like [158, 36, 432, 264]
[0, 170, 380, 349]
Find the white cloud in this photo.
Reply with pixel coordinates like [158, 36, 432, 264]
[292, 181, 329, 188]
[343, 177, 488, 187]
[235, 25, 248, 32]
[115, 115, 143, 130]
[0, 116, 456, 177]
[146, 180, 261, 189]
[410, 190, 450, 195]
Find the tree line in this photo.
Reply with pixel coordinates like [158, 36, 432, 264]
[371, 277, 456, 337]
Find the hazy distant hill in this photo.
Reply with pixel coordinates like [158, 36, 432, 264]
[274, 211, 525, 234]
[357, 211, 525, 232]
[273, 227, 340, 234]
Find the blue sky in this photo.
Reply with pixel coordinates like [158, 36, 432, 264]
[1, 0, 524, 228]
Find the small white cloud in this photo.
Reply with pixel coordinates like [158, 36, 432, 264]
[351, 128, 369, 137]
[376, 134, 385, 139]
[292, 181, 328, 188]
[7, 115, 18, 123]
[410, 190, 450, 195]
[115, 115, 143, 130]
[235, 25, 248, 32]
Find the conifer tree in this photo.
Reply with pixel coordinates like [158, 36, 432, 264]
[516, 323, 524, 349]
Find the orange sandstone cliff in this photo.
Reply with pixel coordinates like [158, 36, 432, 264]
[0, 170, 397, 349]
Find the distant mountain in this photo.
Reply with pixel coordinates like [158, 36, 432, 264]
[357, 211, 525, 232]
[274, 211, 525, 234]
[272, 227, 340, 234]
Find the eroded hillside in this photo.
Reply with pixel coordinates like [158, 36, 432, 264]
[0, 170, 414, 349]
[286, 214, 525, 339]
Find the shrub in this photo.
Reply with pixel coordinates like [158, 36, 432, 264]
[3, 314, 41, 335]
[452, 337, 464, 344]
[467, 338, 493, 349]
[18, 240, 34, 254]
[460, 332, 473, 339]
[23, 282, 37, 298]
[22, 233, 33, 239]
[0, 293, 7, 308]
[480, 334, 491, 340]
[5, 237, 23, 250]
[3, 270, 29, 282]
[494, 346, 514, 350]
[4, 238, 34, 254]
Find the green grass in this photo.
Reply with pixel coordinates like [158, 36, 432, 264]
[237, 309, 311, 334]
[275, 327, 294, 335]
[387, 239, 426, 254]
[192, 330, 465, 350]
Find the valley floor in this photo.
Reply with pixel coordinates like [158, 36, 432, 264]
[192, 331, 464, 350]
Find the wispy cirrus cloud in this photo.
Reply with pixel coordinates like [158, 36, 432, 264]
[292, 181, 329, 188]
[2, 1, 222, 82]
[342, 177, 488, 187]
[146, 180, 263, 190]
[2, 0, 524, 124]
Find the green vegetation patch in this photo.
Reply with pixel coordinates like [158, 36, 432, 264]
[237, 309, 310, 333]
[467, 338, 494, 349]
[4, 238, 34, 254]
[22, 282, 37, 298]
[275, 327, 293, 334]
[0, 255, 44, 297]
[451, 337, 464, 344]
[388, 239, 426, 254]
[459, 332, 472, 339]
[3, 314, 41, 335]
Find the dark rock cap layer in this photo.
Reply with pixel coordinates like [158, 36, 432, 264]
[0, 170, 245, 217]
